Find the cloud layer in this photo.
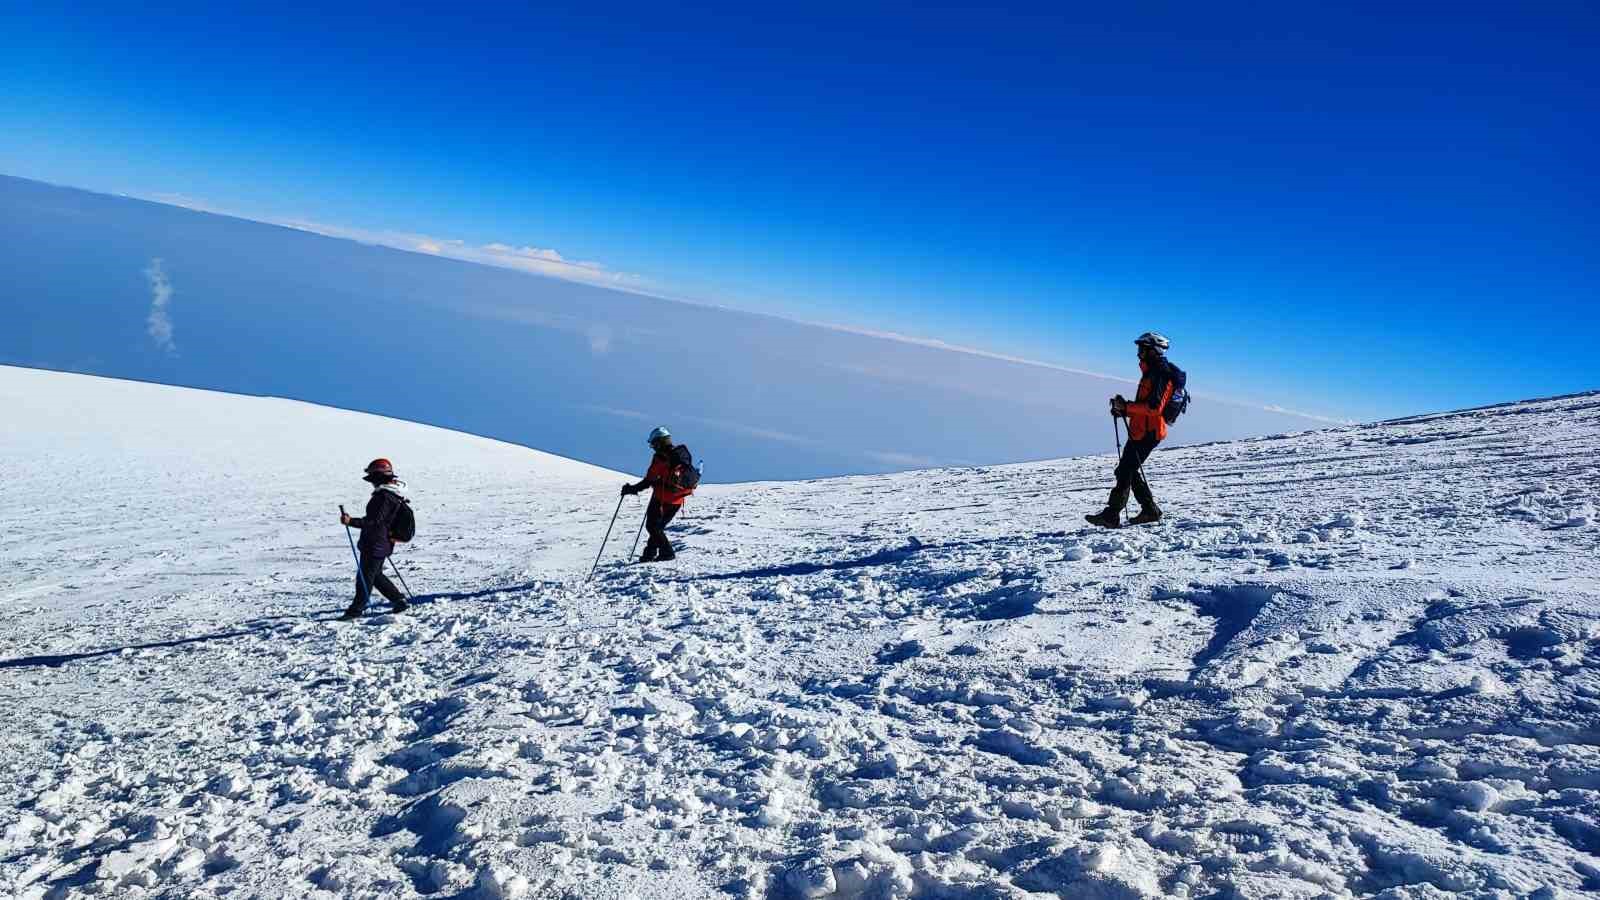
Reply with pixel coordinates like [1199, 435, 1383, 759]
[290, 222, 642, 290]
[130, 191, 1352, 425]
[142, 193, 641, 292]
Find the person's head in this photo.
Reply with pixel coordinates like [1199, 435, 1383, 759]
[363, 458, 395, 485]
[647, 426, 673, 454]
[1134, 331, 1169, 364]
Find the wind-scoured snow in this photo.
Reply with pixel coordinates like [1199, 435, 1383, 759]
[2, 366, 1598, 899]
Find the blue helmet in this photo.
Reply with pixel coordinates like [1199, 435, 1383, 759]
[647, 426, 672, 446]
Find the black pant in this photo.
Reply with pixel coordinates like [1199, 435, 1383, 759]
[644, 498, 680, 558]
[1108, 433, 1160, 513]
[354, 555, 405, 609]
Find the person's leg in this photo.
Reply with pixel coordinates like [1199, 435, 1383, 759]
[1127, 435, 1161, 518]
[653, 503, 680, 559]
[343, 557, 377, 618]
[367, 559, 407, 610]
[643, 499, 668, 560]
[1107, 439, 1144, 513]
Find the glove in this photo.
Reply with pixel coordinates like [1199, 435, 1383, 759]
[621, 483, 637, 496]
[1110, 395, 1127, 417]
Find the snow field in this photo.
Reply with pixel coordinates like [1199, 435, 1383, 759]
[2, 368, 1598, 898]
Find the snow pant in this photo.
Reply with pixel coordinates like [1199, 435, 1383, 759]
[1108, 432, 1160, 513]
[354, 555, 405, 609]
[644, 498, 681, 559]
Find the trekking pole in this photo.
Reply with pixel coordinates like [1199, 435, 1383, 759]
[1111, 418, 1125, 527]
[387, 557, 415, 600]
[628, 503, 648, 561]
[340, 505, 369, 599]
[588, 494, 625, 582]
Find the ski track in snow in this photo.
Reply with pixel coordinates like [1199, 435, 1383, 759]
[2, 367, 1599, 899]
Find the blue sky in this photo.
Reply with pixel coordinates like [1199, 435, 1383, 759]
[2, 3, 1596, 421]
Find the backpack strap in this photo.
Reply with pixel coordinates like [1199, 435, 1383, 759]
[1146, 360, 1172, 411]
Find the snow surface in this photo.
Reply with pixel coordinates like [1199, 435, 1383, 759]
[3, 366, 1599, 899]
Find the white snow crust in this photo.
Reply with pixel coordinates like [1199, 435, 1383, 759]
[2, 366, 1598, 899]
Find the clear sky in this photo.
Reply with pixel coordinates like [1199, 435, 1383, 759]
[3, 3, 1595, 421]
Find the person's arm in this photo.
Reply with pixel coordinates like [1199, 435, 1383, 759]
[352, 493, 385, 532]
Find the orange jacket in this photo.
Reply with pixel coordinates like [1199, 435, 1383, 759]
[646, 455, 693, 506]
[1126, 359, 1176, 442]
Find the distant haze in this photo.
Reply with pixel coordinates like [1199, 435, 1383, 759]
[1, 175, 1324, 481]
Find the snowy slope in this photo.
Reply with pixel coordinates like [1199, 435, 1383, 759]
[2, 367, 1598, 900]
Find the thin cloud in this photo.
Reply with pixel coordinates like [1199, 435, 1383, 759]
[803, 321, 1124, 382]
[144, 258, 175, 354]
[863, 449, 943, 469]
[581, 405, 815, 446]
[584, 404, 655, 422]
[681, 415, 814, 446]
[1262, 405, 1355, 426]
[280, 219, 644, 290]
[142, 193, 642, 291]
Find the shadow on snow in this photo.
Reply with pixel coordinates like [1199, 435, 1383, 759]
[0, 611, 341, 670]
[669, 530, 1070, 584]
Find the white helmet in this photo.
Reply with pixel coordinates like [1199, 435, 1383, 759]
[647, 426, 672, 446]
[1134, 332, 1170, 352]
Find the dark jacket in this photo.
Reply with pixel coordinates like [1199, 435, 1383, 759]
[348, 485, 406, 560]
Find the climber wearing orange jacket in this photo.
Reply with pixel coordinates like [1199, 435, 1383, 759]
[622, 426, 700, 562]
[1087, 332, 1182, 528]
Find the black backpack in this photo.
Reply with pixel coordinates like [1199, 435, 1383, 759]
[390, 498, 416, 543]
[1162, 361, 1191, 425]
[667, 444, 702, 493]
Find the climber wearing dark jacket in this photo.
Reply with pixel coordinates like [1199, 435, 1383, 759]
[339, 458, 409, 618]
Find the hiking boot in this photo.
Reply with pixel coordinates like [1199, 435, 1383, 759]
[1127, 507, 1163, 526]
[390, 598, 410, 614]
[639, 548, 659, 564]
[1084, 509, 1122, 529]
[656, 547, 676, 562]
[339, 600, 366, 621]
